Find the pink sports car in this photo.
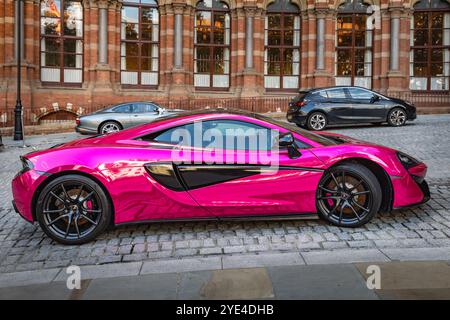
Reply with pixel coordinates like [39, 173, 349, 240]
[12, 109, 430, 244]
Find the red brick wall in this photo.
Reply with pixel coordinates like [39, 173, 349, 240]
[0, 0, 447, 127]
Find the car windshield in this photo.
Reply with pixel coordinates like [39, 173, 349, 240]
[254, 114, 339, 146]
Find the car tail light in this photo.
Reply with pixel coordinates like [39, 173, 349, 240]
[296, 101, 305, 108]
[76, 117, 80, 126]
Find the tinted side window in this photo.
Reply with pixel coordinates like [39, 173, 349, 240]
[348, 88, 374, 100]
[326, 89, 346, 99]
[311, 90, 328, 99]
[112, 104, 131, 113]
[147, 120, 276, 151]
[133, 103, 158, 113]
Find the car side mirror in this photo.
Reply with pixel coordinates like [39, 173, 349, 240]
[370, 95, 380, 103]
[158, 108, 165, 114]
[278, 132, 301, 159]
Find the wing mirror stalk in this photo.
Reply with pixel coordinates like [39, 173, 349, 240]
[278, 132, 301, 159]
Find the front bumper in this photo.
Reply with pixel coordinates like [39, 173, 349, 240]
[391, 162, 430, 209]
[11, 169, 48, 223]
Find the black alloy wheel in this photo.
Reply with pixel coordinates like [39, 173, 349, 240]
[36, 175, 112, 244]
[316, 164, 382, 227]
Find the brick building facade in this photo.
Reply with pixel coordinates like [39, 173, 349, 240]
[0, 0, 449, 125]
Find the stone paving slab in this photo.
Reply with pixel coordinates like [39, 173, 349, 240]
[222, 252, 304, 269]
[1, 115, 450, 274]
[301, 249, 389, 265]
[381, 247, 450, 262]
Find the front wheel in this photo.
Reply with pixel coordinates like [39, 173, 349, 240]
[387, 108, 407, 127]
[307, 112, 328, 131]
[316, 164, 382, 227]
[36, 175, 112, 245]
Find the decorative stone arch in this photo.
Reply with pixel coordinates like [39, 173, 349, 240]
[34, 103, 86, 124]
[410, 0, 450, 7]
[334, 0, 379, 9]
[262, 0, 307, 11]
[188, 0, 236, 9]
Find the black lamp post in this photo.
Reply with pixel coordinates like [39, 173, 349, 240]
[13, 0, 23, 141]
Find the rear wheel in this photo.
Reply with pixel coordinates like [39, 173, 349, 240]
[100, 121, 122, 134]
[36, 175, 112, 245]
[307, 112, 328, 131]
[316, 164, 382, 227]
[387, 108, 407, 127]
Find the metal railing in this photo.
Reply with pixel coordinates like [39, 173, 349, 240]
[1, 92, 449, 128]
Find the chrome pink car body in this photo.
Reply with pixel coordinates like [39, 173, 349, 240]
[11, 112, 429, 225]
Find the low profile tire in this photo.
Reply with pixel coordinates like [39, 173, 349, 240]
[316, 163, 382, 228]
[307, 112, 328, 131]
[36, 175, 112, 245]
[387, 108, 407, 127]
[99, 121, 122, 134]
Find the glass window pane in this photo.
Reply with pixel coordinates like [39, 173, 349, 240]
[64, 54, 76, 68]
[431, 49, 443, 62]
[123, 23, 139, 40]
[214, 28, 225, 44]
[141, 43, 152, 57]
[122, 6, 139, 23]
[124, 57, 139, 71]
[268, 30, 281, 45]
[431, 13, 443, 28]
[337, 49, 351, 64]
[141, 23, 153, 40]
[337, 30, 352, 46]
[414, 29, 428, 46]
[413, 63, 428, 76]
[124, 42, 139, 56]
[43, 38, 60, 52]
[142, 8, 154, 23]
[414, 13, 428, 28]
[414, 48, 428, 62]
[41, 17, 61, 35]
[141, 58, 152, 71]
[432, 31, 443, 45]
[196, 47, 211, 60]
[355, 31, 366, 47]
[268, 15, 281, 29]
[196, 11, 211, 27]
[337, 63, 352, 76]
[431, 63, 443, 76]
[41, 0, 61, 18]
[44, 52, 60, 67]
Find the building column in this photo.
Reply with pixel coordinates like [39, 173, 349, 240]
[385, 5, 409, 94]
[173, 12, 183, 69]
[239, 6, 263, 97]
[167, 3, 194, 97]
[98, 4, 108, 65]
[245, 14, 254, 69]
[311, 7, 334, 89]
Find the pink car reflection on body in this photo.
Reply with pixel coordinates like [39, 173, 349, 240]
[12, 109, 429, 244]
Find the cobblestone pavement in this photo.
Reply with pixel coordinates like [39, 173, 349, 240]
[0, 115, 449, 273]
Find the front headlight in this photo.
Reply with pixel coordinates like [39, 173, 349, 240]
[397, 151, 419, 169]
[16, 156, 34, 177]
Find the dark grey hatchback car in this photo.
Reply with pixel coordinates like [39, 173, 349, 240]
[287, 86, 417, 131]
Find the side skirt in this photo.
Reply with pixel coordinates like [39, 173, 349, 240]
[115, 213, 319, 226]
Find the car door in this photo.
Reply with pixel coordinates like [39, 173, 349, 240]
[150, 118, 325, 217]
[322, 88, 353, 123]
[109, 104, 132, 128]
[348, 88, 387, 122]
[130, 103, 160, 126]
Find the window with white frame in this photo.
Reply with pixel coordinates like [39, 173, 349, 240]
[335, 0, 372, 89]
[121, 0, 159, 86]
[264, 0, 300, 90]
[410, 0, 450, 91]
[194, 0, 231, 89]
[40, 0, 83, 84]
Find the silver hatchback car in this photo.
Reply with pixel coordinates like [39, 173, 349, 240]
[76, 101, 182, 135]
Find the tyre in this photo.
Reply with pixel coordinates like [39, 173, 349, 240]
[316, 163, 382, 227]
[36, 175, 112, 245]
[99, 121, 122, 134]
[387, 108, 407, 127]
[307, 112, 328, 131]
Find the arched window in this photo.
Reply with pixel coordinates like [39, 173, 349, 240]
[264, 0, 300, 90]
[40, 0, 83, 84]
[194, 0, 231, 89]
[121, 0, 159, 87]
[410, 0, 450, 91]
[335, 0, 372, 88]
